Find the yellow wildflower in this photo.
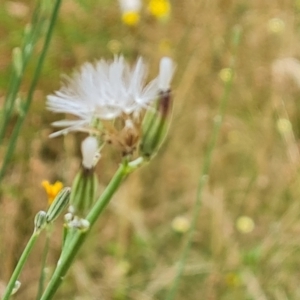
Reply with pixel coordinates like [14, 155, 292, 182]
[107, 39, 122, 54]
[267, 18, 285, 34]
[148, 0, 170, 19]
[236, 216, 255, 234]
[118, 0, 141, 26]
[219, 68, 233, 83]
[122, 11, 140, 26]
[171, 216, 190, 233]
[42, 180, 63, 205]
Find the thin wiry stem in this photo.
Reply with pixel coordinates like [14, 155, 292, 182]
[36, 228, 52, 300]
[0, 0, 62, 181]
[0, 0, 44, 143]
[165, 27, 241, 300]
[2, 232, 40, 300]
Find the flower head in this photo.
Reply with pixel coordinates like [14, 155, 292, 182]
[119, 0, 141, 13]
[118, 0, 141, 26]
[47, 56, 175, 156]
[122, 11, 140, 26]
[148, 0, 171, 20]
[42, 180, 64, 205]
[171, 216, 190, 233]
[47, 56, 160, 138]
[236, 216, 255, 234]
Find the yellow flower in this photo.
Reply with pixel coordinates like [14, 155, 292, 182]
[122, 11, 140, 26]
[107, 39, 122, 54]
[171, 216, 190, 233]
[236, 216, 255, 234]
[42, 180, 63, 205]
[219, 68, 233, 83]
[148, 0, 170, 19]
[267, 18, 285, 34]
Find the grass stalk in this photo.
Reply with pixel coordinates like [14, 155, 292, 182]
[35, 229, 52, 300]
[2, 232, 40, 300]
[165, 27, 241, 300]
[0, 0, 62, 181]
[0, 0, 44, 143]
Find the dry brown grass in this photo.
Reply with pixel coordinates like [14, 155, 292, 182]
[2, 0, 300, 299]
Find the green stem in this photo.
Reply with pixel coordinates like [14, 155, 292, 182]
[0, 0, 62, 181]
[40, 162, 130, 300]
[2, 232, 39, 300]
[0, 0, 44, 143]
[36, 228, 52, 300]
[165, 27, 241, 300]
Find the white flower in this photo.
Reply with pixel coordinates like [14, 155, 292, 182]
[47, 56, 160, 137]
[118, 0, 142, 13]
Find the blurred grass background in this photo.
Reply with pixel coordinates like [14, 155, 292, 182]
[2, 0, 300, 299]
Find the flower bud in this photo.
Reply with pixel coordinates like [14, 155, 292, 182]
[69, 137, 99, 216]
[81, 136, 99, 170]
[11, 280, 21, 295]
[119, 0, 141, 26]
[158, 57, 175, 92]
[70, 169, 98, 216]
[46, 187, 71, 223]
[66, 216, 90, 232]
[64, 212, 73, 223]
[139, 57, 175, 158]
[148, 0, 171, 20]
[34, 211, 47, 233]
[139, 91, 172, 158]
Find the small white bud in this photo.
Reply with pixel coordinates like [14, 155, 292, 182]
[79, 219, 90, 231]
[64, 212, 73, 223]
[12, 280, 21, 295]
[68, 205, 75, 214]
[81, 136, 99, 169]
[67, 216, 90, 231]
[158, 57, 175, 92]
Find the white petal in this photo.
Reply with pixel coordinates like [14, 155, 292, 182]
[46, 55, 174, 136]
[81, 136, 99, 169]
[158, 57, 175, 91]
[118, 0, 141, 12]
